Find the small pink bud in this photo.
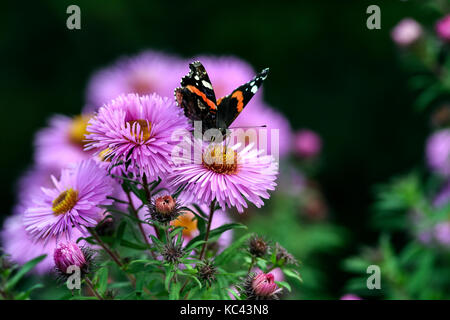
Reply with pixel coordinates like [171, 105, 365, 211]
[294, 129, 322, 158]
[155, 195, 176, 215]
[436, 15, 450, 42]
[54, 242, 86, 273]
[251, 272, 279, 297]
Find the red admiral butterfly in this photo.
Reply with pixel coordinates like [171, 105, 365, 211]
[174, 61, 269, 135]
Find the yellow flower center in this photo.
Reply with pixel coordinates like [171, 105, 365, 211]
[202, 145, 238, 175]
[98, 148, 113, 162]
[171, 212, 198, 238]
[126, 119, 152, 142]
[69, 115, 91, 147]
[52, 188, 78, 216]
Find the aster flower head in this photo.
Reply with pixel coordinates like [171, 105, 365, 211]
[197, 259, 218, 287]
[53, 242, 92, 275]
[35, 114, 93, 169]
[85, 50, 185, 113]
[240, 271, 282, 300]
[170, 139, 278, 213]
[85, 93, 191, 180]
[161, 239, 185, 265]
[436, 15, 450, 42]
[391, 18, 423, 46]
[24, 159, 114, 242]
[426, 129, 450, 177]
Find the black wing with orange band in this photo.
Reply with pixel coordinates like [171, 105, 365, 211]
[215, 67, 269, 129]
[174, 61, 218, 132]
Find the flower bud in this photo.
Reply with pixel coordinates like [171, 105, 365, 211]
[148, 195, 182, 224]
[252, 272, 279, 297]
[249, 235, 269, 258]
[391, 18, 423, 46]
[53, 242, 87, 274]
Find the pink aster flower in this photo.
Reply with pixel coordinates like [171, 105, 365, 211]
[426, 129, 450, 177]
[436, 15, 450, 42]
[85, 93, 190, 180]
[53, 242, 87, 274]
[84, 50, 185, 113]
[34, 114, 93, 169]
[293, 129, 322, 158]
[1, 212, 87, 275]
[23, 159, 114, 242]
[170, 140, 278, 213]
[391, 18, 423, 46]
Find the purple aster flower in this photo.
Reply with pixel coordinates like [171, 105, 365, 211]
[1, 212, 87, 275]
[35, 114, 93, 169]
[170, 140, 278, 213]
[84, 50, 185, 113]
[85, 93, 191, 180]
[426, 129, 450, 177]
[436, 15, 450, 42]
[293, 129, 322, 158]
[23, 159, 114, 242]
[391, 18, 423, 46]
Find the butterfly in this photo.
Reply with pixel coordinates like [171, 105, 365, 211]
[174, 61, 269, 135]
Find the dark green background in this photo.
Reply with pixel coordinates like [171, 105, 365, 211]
[0, 0, 434, 294]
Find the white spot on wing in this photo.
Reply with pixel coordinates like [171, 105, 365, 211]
[202, 80, 213, 89]
[251, 85, 258, 94]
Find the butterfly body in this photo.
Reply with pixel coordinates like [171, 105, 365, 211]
[175, 61, 269, 135]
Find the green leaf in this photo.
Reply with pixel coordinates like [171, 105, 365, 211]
[282, 268, 303, 284]
[96, 267, 109, 295]
[120, 239, 148, 250]
[185, 223, 247, 251]
[6, 255, 47, 290]
[215, 233, 252, 265]
[165, 267, 174, 292]
[169, 281, 181, 300]
[15, 283, 44, 300]
[275, 280, 291, 292]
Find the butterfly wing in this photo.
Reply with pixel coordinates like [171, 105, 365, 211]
[174, 61, 218, 132]
[215, 68, 269, 130]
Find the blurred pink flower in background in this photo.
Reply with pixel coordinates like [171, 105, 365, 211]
[340, 294, 362, 300]
[434, 222, 450, 246]
[84, 50, 185, 113]
[435, 15, 450, 42]
[426, 129, 450, 177]
[293, 129, 322, 158]
[34, 114, 93, 169]
[391, 18, 423, 46]
[434, 182, 450, 208]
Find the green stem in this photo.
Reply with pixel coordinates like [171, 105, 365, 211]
[199, 200, 216, 261]
[84, 277, 103, 300]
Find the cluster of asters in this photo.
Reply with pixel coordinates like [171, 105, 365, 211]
[0, 51, 306, 298]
